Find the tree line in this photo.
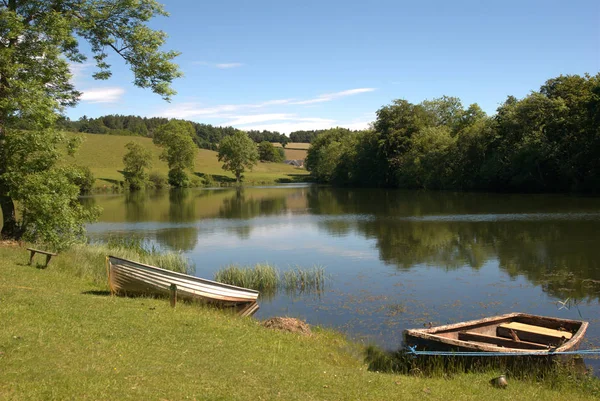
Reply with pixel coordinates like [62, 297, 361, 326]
[306, 73, 600, 193]
[59, 115, 297, 149]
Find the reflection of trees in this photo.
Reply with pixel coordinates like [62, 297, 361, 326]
[218, 189, 287, 219]
[308, 187, 600, 300]
[124, 191, 153, 221]
[155, 227, 198, 251]
[217, 189, 288, 239]
[168, 189, 197, 222]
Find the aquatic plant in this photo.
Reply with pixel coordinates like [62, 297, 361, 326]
[282, 266, 326, 295]
[214, 264, 327, 297]
[214, 264, 279, 294]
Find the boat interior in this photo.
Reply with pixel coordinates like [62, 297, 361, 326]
[431, 315, 581, 350]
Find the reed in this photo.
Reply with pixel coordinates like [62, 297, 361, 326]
[52, 240, 193, 285]
[214, 264, 279, 295]
[214, 264, 327, 297]
[282, 266, 326, 295]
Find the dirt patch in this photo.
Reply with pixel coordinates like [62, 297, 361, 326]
[262, 317, 312, 336]
[0, 240, 21, 247]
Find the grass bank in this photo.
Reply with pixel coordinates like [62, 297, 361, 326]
[1, 243, 598, 400]
[66, 133, 309, 190]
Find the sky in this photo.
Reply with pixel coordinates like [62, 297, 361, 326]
[67, 0, 600, 134]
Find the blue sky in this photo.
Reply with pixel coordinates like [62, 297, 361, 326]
[68, 0, 599, 133]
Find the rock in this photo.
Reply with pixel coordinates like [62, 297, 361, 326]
[490, 375, 508, 388]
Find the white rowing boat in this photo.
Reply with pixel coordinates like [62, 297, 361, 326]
[107, 255, 259, 314]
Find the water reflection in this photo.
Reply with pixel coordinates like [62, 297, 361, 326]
[86, 186, 600, 315]
[306, 187, 600, 301]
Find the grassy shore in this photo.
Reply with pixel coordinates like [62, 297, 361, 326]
[1, 243, 597, 400]
[66, 133, 309, 189]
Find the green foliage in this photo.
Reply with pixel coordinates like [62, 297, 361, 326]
[258, 141, 285, 163]
[307, 73, 600, 193]
[0, 0, 181, 241]
[66, 165, 96, 195]
[305, 128, 354, 183]
[148, 171, 169, 189]
[246, 130, 289, 146]
[123, 141, 153, 190]
[167, 168, 190, 188]
[217, 131, 259, 183]
[1, 129, 100, 248]
[153, 121, 196, 187]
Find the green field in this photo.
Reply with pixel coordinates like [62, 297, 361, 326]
[273, 142, 309, 160]
[1, 243, 597, 401]
[67, 133, 309, 188]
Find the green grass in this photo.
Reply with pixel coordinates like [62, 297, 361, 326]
[214, 264, 327, 297]
[65, 133, 309, 189]
[47, 241, 193, 284]
[282, 266, 326, 295]
[214, 264, 279, 295]
[1, 244, 598, 400]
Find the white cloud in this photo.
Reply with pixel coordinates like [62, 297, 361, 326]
[68, 62, 93, 82]
[158, 88, 375, 120]
[291, 88, 376, 105]
[80, 87, 125, 103]
[192, 61, 244, 69]
[224, 113, 294, 125]
[215, 62, 244, 69]
[160, 103, 239, 119]
[235, 117, 370, 134]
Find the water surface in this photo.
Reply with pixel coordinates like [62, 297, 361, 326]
[84, 185, 600, 371]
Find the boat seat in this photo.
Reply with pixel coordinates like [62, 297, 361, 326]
[497, 322, 572, 346]
[458, 331, 548, 350]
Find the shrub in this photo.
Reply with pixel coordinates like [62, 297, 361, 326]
[148, 171, 169, 189]
[168, 168, 190, 187]
[67, 165, 95, 195]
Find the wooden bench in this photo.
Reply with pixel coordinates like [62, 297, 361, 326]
[27, 248, 57, 268]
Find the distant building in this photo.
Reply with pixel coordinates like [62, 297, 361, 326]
[284, 159, 304, 168]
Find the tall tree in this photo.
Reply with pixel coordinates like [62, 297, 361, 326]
[218, 131, 259, 183]
[123, 142, 153, 190]
[153, 121, 196, 187]
[0, 0, 181, 242]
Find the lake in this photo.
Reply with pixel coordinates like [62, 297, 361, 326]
[83, 185, 600, 371]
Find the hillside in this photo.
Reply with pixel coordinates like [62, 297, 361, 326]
[68, 133, 308, 188]
[273, 142, 309, 160]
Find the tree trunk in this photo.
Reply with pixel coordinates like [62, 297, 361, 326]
[0, 178, 19, 238]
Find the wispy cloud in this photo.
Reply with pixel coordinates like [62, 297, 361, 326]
[160, 103, 239, 119]
[223, 113, 372, 134]
[68, 62, 93, 82]
[80, 87, 125, 103]
[223, 114, 335, 127]
[215, 62, 244, 69]
[192, 61, 244, 69]
[158, 88, 376, 120]
[291, 88, 376, 105]
[237, 120, 371, 134]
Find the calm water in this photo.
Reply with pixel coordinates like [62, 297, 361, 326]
[83, 185, 600, 370]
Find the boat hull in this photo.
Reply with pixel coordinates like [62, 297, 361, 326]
[404, 313, 588, 355]
[107, 256, 259, 308]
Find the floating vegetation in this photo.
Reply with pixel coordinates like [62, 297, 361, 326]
[214, 264, 327, 298]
